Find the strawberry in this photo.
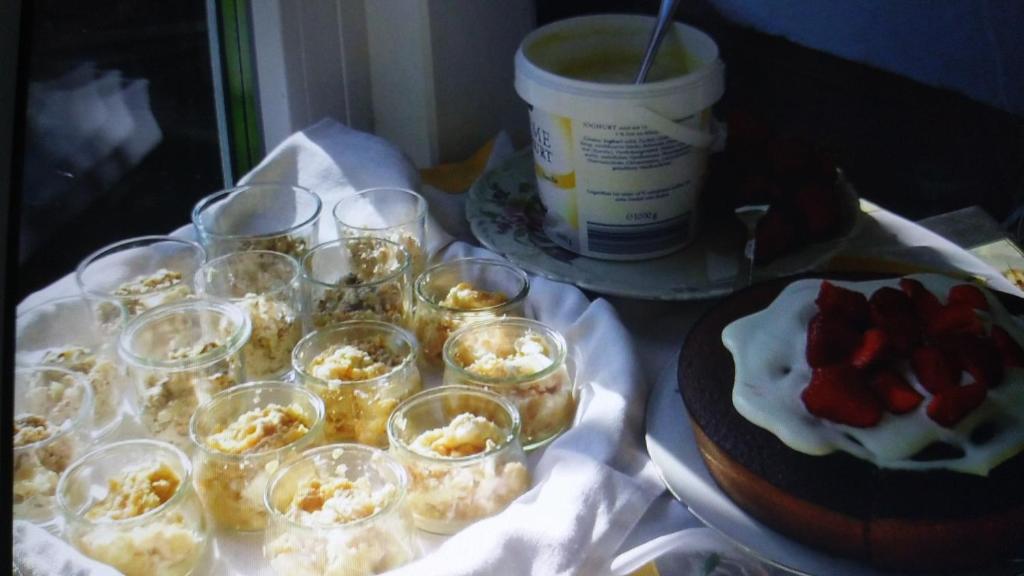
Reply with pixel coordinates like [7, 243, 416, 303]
[869, 287, 920, 353]
[911, 346, 960, 394]
[770, 137, 813, 184]
[794, 181, 840, 241]
[850, 328, 890, 369]
[806, 312, 861, 367]
[725, 109, 771, 154]
[947, 284, 989, 311]
[736, 172, 772, 206]
[813, 153, 839, 187]
[869, 370, 924, 414]
[955, 335, 1004, 388]
[927, 303, 984, 337]
[991, 325, 1024, 367]
[801, 365, 882, 427]
[754, 205, 798, 264]
[815, 281, 869, 328]
[927, 382, 987, 427]
[899, 278, 942, 320]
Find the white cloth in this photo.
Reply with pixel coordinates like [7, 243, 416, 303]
[14, 119, 680, 576]
[12, 521, 121, 576]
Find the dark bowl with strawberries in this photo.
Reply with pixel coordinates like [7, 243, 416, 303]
[678, 272, 1024, 572]
[703, 111, 863, 266]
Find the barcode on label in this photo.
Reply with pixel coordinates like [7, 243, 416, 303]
[586, 214, 690, 255]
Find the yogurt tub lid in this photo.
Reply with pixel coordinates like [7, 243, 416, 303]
[515, 14, 724, 118]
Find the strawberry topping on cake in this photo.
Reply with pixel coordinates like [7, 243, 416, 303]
[800, 279, 1010, 428]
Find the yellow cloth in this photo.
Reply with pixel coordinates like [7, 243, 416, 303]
[630, 562, 661, 576]
[420, 138, 496, 193]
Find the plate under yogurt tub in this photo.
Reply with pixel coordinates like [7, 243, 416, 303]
[467, 150, 864, 301]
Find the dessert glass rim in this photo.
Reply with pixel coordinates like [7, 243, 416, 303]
[117, 299, 252, 371]
[332, 187, 428, 232]
[191, 182, 322, 241]
[194, 249, 301, 301]
[442, 317, 568, 386]
[16, 294, 128, 347]
[13, 365, 95, 453]
[387, 385, 521, 465]
[75, 235, 207, 300]
[264, 443, 409, 530]
[300, 237, 411, 289]
[188, 381, 326, 462]
[17, 292, 128, 322]
[414, 257, 530, 313]
[57, 438, 193, 528]
[292, 320, 418, 389]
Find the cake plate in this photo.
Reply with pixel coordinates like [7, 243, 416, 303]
[645, 373, 1024, 576]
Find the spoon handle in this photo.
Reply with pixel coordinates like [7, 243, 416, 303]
[734, 204, 769, 291]
[635, 0, 684, 84]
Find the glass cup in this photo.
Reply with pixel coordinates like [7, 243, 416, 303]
[13, 366, 94, 528]
[76, 235, 206, 318]
[191, 182, 322, 259]
[333, 188, 428, 275]
[195, 250, 304, 380]
[443, 318, 575, 449]
[57, 440, 209, 576]
[301, 238, 413, 330]
[119, 299, 251, 450]
[387, 386, 530, 534]
[190, 381, 325, 531]
[16, 295, 128, 440]
[264, 444, 418, 576]
[413, 258, 529, 363]
[292, 321, 421, 447]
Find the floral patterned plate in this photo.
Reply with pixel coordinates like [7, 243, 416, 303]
[466, 150, 864, 301]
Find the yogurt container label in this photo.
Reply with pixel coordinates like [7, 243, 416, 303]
[532, 108, 709, 257]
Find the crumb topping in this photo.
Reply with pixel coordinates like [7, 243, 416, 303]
[85, 462, 182, 522]
[113, 269, 184, 296]
[462, 333, 553, 378]
[285, 475, 396, 526]
[205, 403, 312, 455]
[439, 282, 508, 310]
[309, 339, 401, 383]
[14, 414, 56, 447]
[408, 413, 505, 458]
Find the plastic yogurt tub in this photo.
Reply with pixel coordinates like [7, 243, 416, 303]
[514, 14, 724, 260]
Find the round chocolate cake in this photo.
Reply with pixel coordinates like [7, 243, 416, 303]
[678, 274, 1024, 572]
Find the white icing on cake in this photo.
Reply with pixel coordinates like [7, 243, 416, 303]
[723, 274, 1024, 476]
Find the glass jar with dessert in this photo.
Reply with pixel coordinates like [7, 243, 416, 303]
[333, 187, 429, 276]
[191, 183, 322, 260]
[57, 439, 209, 576]
[264, 444, 418, 576]
[76, 235, 206, 318]
[195, 250, 304, 380]
[300, 238, 414, 330]
[189, 381, 325, 531]
[292, 321, 421, 447]
[443, 318, 575, 449]
[13, 366, 94, 528]
[413, 258, 529, 364]
[16, 294, 128, 440]
[119, 299, 251, 450]
[387, 386, 530, 534]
